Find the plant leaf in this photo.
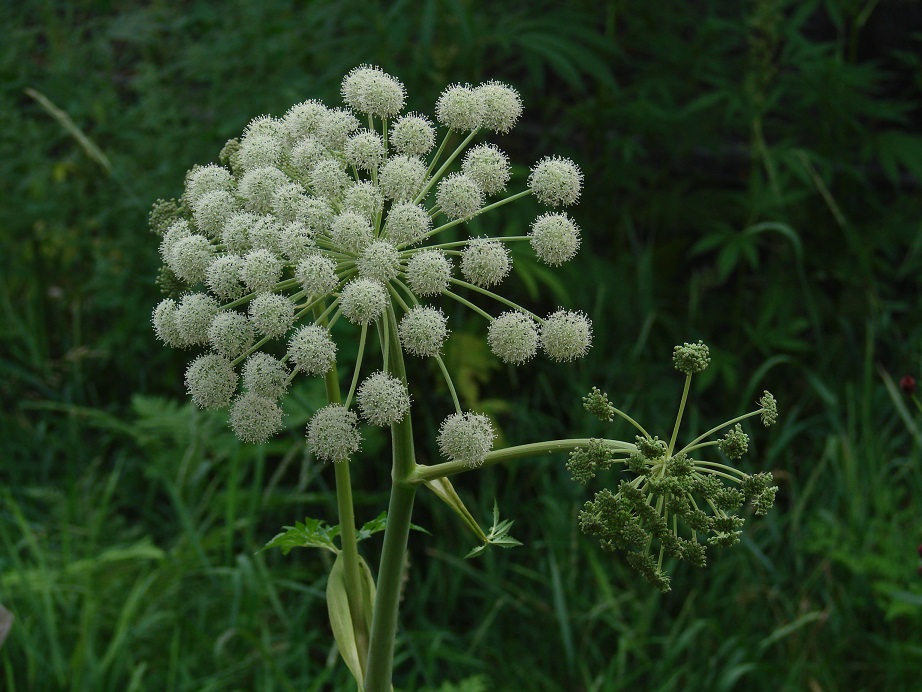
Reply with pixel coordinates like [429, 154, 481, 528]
[326, 553, 365, 688]
[260, 518, 340, 555]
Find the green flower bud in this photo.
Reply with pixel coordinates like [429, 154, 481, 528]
[636, 435, 667, 460]
[208, 310, 256, 359]
[308, 404, 361, 462]
[461, 238, 511, 287]
[718, 423, 749, 459]
[462, 143, 511, 196]
[582, 387, 615, 422]
[317, 107, 360, 151]
[759, 391, 778, 427]
[344, 130, 385, 172]
[248, 292, 295, 338]
[242, 352, 289, 400]
[343, 181, 385, 221]
[540, 309, 592, 362]
[406, 249, 452, 296]
[398, 306, 449, 357]
[148, 198, 182, 237]
[435, 84, 483, 131]
[672, 340, 710, 375]
[175, 293, 219, 346]
[528, 155, 583, 207]
[341, 65, 406, 118]
[357, 371, 411, 426]
[529, 212, 580, 265]
[488, 311, 539, 364]
[357, 241, 401, 282]
[241, 248, 283, 292]
[308, 158, 351, 200]
[390, 113, 436, 156]
[379, 155, 428, 202]
[475, 81, 522, 134]
[295, 253, 339, 296]
[282, 100, 328, 143]
[205, 254, 246, 301]
[288, 324, 337, 376]
[330, 211, 374, 254]
[238, 166, 289, 214]
[185, 353, 238, 409]
[437, 411, 495, 467]
[384, 202, 431, 246]
[184, 164, 234, 206]
[339, 278, 388, 325]
[436, 173, 484, 220]
[229, 391, 284, 443]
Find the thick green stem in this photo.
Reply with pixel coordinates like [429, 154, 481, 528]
[364, 304, 419, 691]
[314, 304, 369, 673]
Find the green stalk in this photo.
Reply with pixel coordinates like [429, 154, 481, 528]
[314, 304, 369, 673]
[667, 374, 692, 456]
[364, 304, 419, 691]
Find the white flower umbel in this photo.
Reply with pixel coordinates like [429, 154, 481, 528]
[357, 371, 411, 426]
[437, 412, 496, 467]
[308, 404, 361, 462]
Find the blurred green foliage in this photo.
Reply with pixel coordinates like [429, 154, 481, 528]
[2, 0, 921, 689]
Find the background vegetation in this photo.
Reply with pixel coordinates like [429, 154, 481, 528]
[2, 0, 921, 689]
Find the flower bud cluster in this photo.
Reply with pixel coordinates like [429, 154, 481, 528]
[151, 66, 592, 448]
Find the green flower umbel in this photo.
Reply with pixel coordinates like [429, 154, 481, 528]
[572, 342, 779, 591]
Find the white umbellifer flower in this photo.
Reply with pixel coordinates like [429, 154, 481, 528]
[488, 311, 539, 364]
[208, 310, 256, 359]
[475, 81, 522, 134]
[229, 391, 284, 443]
[528, 156, 583, 207]
[184, 164, 234, 206]
[295, 253, 340, 296]
[529, 212, 581, 265]
[357, 371, 411, 426]
[390, 113, 436, 156]
[436, 173, 484, 220]
[340, 278, 388, 325]
[462, 144, 510, 196]
[317, 108, 360, 151]
[540, 309, 593, 361]
[398, 306, 448, 357]
[192, 189, 238, 237]
[437, 412, 495, 467]
[238, 166, 290, 214]
[357, 241, 401, 283]
[343, 181, 385, 221]
[185, 354, 238, 409]
[384, 202, 431, 246]
[345, 130, 385, 172]
[300, 198, 335, 236]
[247, 215, 283, 255]
[243, 115, 285, 141]
[436, 84, 483, 131]
[160, 219, 191, 264]
[271, 182, 310, 225]
[221, 212, 257, 255]
[248, 292, 295, 338]
[379, 155, 427, 202]
[283, 100, 328, 143]
[242, 352, 289, 400]
[237, 132, 284, 171]
[461, 238, 511, 287]
[309, 158, 352, 200]
[241, 248, 282, 292]
[289, 136, 329, 176]
[152, 298, 186, 348]
[206, 254, 246, 301]
[341, 65, 406, 118]
[279, 221, 316, 262]
[308, 404, 361, 462]
[169, 234, 214, 284]
[175, 293, 219, 345]
[288, 324, 337, 376]
[406, 249, 452, 296]
[330, 212, 374, 254]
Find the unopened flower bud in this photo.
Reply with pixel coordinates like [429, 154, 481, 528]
[759, 391, 779, 427]
[673, 340, 710, 375]
[718, 424, 749, 460]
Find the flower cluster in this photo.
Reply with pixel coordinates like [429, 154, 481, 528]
[151, 66, 592, 462]
[570, 343, 779, 591]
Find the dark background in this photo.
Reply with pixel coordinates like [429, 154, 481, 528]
[2, 1, 921, 689]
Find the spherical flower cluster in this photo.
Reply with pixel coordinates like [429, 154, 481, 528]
[308, 404, 361, 462]
[438, 412, 496, 467]
[152, 66, 590, 447]
[673, 340, 710, 375]
[357, 371, 411, 426]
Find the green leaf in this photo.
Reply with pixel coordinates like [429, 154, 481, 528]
[356, 511, 430, 541]
[326, 553, 365, 688]
[465, 501, 523, 559]
[260, 518, 340, 555]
